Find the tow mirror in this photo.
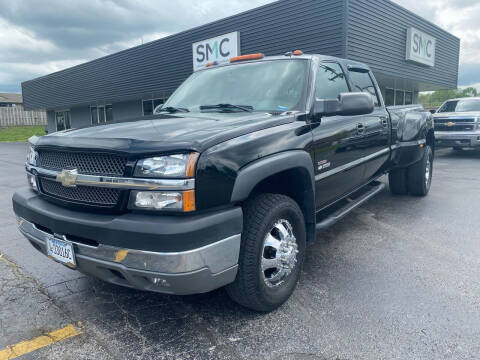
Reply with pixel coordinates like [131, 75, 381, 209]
[312, 92, 374, 121]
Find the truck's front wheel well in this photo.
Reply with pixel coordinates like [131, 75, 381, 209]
[246, 168, 316, 242]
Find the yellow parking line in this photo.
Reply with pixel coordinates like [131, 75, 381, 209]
[0, 324, 82, 360]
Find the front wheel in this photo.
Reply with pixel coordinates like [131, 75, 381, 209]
[226, 194, 306, 312]
[407, 145, 433, 196]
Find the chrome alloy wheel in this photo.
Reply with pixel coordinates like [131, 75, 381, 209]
[425, 158, 431, 187]
[261, 219, 299, 288]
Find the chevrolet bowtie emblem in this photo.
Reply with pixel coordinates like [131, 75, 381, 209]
[56, 169, 78, 187]
[446, 121, 454, 127]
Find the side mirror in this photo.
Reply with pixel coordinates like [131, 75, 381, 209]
[429, 109, 436, 114]
[313, 92, 374, 120]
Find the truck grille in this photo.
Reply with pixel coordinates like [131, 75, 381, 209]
[39, 178, 121, 207]
[37, 150, 127, 176]
[434, 117, 477, 132]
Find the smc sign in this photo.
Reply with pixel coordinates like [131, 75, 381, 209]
[192, 32, 240, 71]
[406, 27, 436, 67]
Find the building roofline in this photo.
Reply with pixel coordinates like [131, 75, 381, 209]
[21, 0, 459, 88]
[21, 0, 285, 86]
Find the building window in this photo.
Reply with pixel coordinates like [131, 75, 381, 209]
[142, 100, 153, 116]
[91, 105, 113, 124]
[405, 92, 413, 105]
[315, 63, 350, 100]
[90, 107, 98, 124]
[395, 90, 405, 106]
[385, 88, 413, 106]
[153, 99, 164, 110]
[143, 98, 165, 116]
[348, 70, 380, 106]
[385, 89, 395, 106]
[55, 110, 71, 131]
[106, 104, 113, 122]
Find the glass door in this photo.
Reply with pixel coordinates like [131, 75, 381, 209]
[98, 106, 106, 123]
[55, 110, 71, 131]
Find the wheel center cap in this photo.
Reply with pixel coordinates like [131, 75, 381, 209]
[261, 219, 299, 288]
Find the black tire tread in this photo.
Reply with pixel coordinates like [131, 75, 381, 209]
[388, 168, 408, 195]
[407, 145, 433, 196]
[226, 193, 304, 312]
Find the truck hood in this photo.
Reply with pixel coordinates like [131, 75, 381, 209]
[31, 112, 297, 155]
[433, 111, 480, 118]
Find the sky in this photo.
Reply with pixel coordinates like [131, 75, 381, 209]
[1, 0, 479, 94]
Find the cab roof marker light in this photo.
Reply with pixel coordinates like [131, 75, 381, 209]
[293, 50, 303, 56]
[230, 53, 264, 63]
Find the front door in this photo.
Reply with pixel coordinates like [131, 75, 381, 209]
[310, 62, 367, 210]
[347, 69, 390, 180]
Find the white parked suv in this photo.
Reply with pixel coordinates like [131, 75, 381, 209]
[433, 97, 480, 149]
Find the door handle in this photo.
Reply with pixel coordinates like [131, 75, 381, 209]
[380, 118, 388, 128]
[356, 123, 365, 134]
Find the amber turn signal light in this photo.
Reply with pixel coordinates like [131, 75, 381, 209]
[186, 153, 199, 178]
[230, 53, 264, 63]
[293, 50, 303, 56]
[183, 190, 196, 212]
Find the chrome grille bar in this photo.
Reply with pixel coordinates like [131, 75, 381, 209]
[26, 164, 195, 191]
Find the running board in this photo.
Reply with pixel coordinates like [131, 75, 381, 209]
[316, 181, 385, 231]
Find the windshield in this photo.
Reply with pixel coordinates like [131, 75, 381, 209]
[158, 60, 308, 113]
[437, 99, 480, 113]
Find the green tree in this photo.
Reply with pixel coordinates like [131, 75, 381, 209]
[458, 87, 478, 97]
[419, 87, 478, 109]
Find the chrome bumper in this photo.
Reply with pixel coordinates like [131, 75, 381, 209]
[18, 217, 240, 295]
[435, 131, 480, 147]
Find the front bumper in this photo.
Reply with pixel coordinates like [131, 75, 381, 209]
[13, 188, 243, 295]
[435, 131, 480, 148]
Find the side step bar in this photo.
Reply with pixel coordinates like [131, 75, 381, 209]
[316, 181, 386, 231]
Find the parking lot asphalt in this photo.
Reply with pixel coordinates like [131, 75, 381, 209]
[0, 141, 479, 360]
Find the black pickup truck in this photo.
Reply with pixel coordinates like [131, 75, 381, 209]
[13, 51, 434, 312]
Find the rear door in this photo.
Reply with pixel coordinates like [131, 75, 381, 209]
[311, 62, 368, 209]
[346, 68, 390, 180]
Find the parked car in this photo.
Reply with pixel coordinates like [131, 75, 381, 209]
[12, 51, 434, 312]
[433, 97, 480, 149]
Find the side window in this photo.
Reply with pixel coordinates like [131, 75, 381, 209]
[315, 63, 349, 100]
[348, 70, 380, 106]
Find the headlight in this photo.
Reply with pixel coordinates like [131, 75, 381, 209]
[26, 145, 38, 166]
[128, 190, 195, 212]
[134, 153, 198, 178]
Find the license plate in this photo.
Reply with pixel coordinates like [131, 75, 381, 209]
[46, 236, 76, 268]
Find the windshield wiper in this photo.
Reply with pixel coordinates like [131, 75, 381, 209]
[200, 104, 254, 112]
[156, 106, 189, 113]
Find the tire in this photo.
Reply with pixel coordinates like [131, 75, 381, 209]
[388, 168, 408, 195]
[407, 145, 433, 196]
[226, 193, 306, 312]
